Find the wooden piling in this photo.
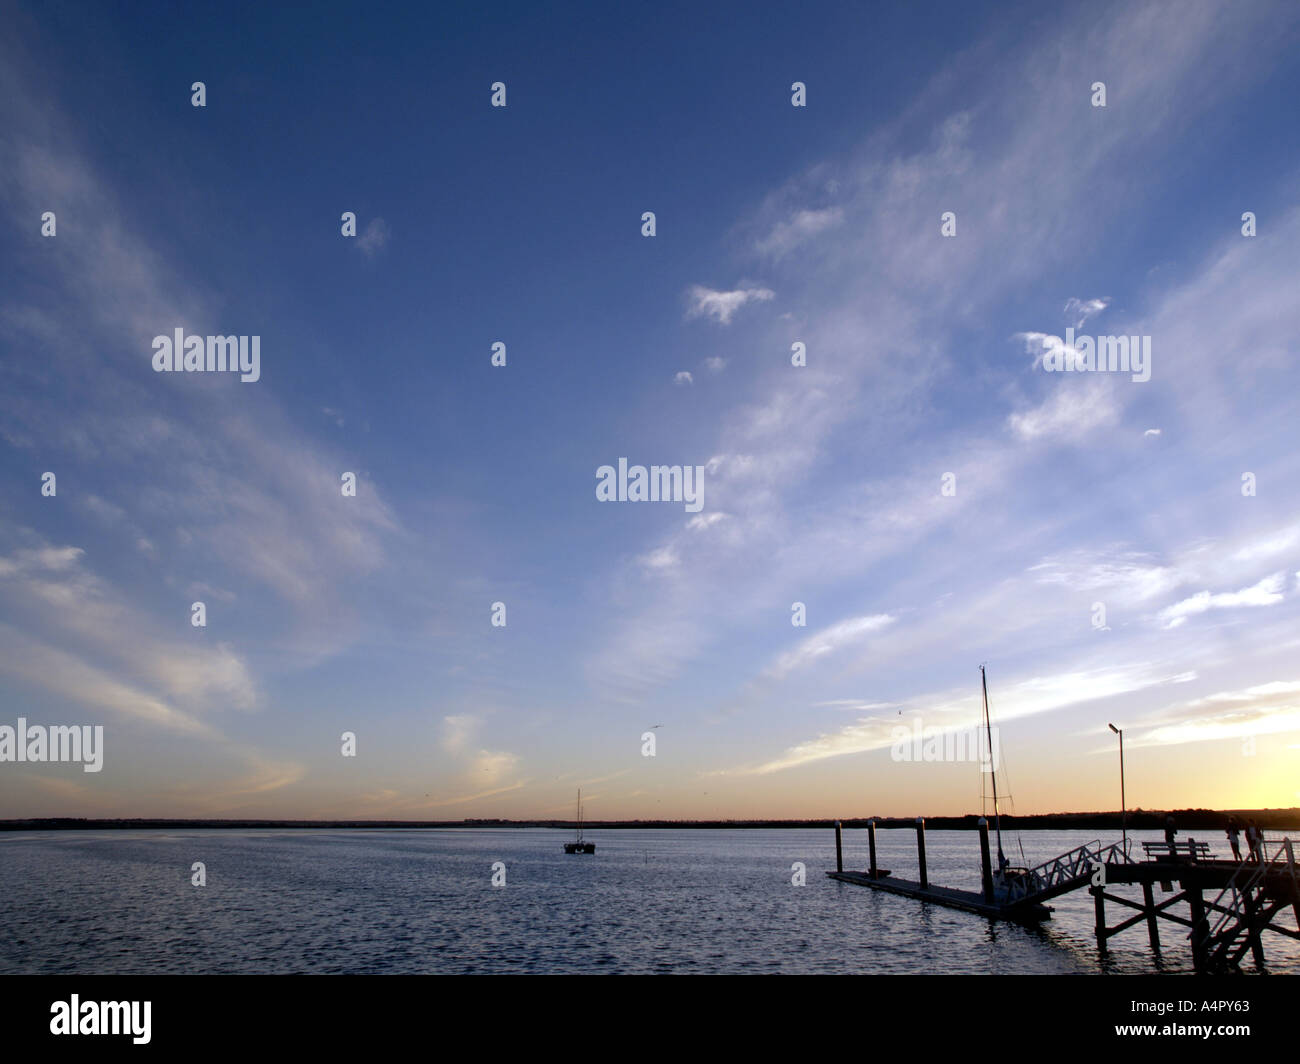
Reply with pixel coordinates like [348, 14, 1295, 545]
[835, 820, 843, 873]
[978, 818, 994, 903]
[1242, 888, 1266, 971]
[1141, 880, 1161, 952]
[1093, 884, 1107, 951]
[1188, 887, 1208, 973]
[868, 818, 878, 878]
[915, 817, 927, 889]
[1286, 840, 1300, 927]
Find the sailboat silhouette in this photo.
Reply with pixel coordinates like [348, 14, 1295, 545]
[563, 788, 596, 854]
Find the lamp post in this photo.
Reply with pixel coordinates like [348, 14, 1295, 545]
[1108, 723, 1126, 848]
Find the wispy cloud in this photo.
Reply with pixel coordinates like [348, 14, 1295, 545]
[354, 217, 390, 257]
[1127, 679, 1300, 749]
[736, 663, 1193, 775]
[424, 781, 529, 807]
[1064, 296, 1109, 329]
[639, 545, 679, 570]
[768, 614, 896, 679]
[472, 749, 520, 783]
[1156, 573, 1288, 629]
[0, 623, 214, 735]
[0, 532, 258, 715]
[1028, 551, 1185, 604]
[441, 714, 479, 753]
[686, 284, 774, 325]
[1007, 379, 1121, 441]
[755, 206, 844, 258]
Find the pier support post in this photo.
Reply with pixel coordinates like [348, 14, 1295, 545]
[1142, 881, 1161, 952]
[1188, 886, 1208, 973]
[978, 818, 994, 903]
[1092, 885, 1107, 952]
[868, 818, 878, 879]
[1241, 889, 1266, 971]
[1286, 840, 1300, 927]
[835, 820, 843, 873]
[915, 817, 928, 889]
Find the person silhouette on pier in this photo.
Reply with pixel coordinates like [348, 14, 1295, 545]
[1164, 814, 1177, 852]
[1226, 817, 1242, 861]
[1245, 820, 1262, 863]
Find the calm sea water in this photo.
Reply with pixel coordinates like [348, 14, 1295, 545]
[2, 828, 1295, 975]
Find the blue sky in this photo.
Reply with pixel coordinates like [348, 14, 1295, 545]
[2, 0, 1299, 819]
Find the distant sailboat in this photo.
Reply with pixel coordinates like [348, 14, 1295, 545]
[564, 788, 596, 854]
[980, 665, 1030, 898]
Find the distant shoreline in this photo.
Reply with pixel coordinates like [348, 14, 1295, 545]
[2, 808, 1298, 832]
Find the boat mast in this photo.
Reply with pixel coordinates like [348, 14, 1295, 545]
[981, 666, 1007, 871]
[576, 787, 583, 843]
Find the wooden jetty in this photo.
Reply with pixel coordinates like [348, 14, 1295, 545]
[827, 678, 1055, 925]
[830, 869, 1047, 920]
[828, 817, 1053, 923]
[1093, 836, 1300, 973]
[827, 817, 1300, 972]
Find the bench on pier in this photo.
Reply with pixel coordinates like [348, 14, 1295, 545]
[1141, 840, 1215, 861]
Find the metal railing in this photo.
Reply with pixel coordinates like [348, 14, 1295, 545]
[1203, 835, 1298, 959]
[1001, 838, 1133, 904]
[1207, 857, 1268, 941]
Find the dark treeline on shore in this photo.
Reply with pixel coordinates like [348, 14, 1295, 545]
[2, 808, 1298, 832]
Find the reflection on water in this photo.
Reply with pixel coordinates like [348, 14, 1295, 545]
[1, 828, 1294, 974]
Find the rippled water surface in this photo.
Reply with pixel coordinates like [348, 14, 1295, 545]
[2, 828, 1295, 974]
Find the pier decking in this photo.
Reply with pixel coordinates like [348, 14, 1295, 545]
[828, 869, 1051, 921]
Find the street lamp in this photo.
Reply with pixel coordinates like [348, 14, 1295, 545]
[1108, 723, 1126, 848]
